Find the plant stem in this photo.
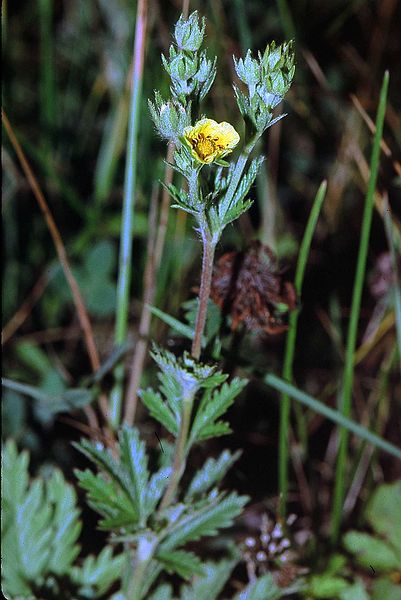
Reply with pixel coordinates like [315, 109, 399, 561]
[331, 71, 389, 543]
[159, 393, 194, 510]
[126, 534, 157, 600]
[191, 226, 216, 360]
[111, 0, 148, 427]
[278, 180, 327, 517]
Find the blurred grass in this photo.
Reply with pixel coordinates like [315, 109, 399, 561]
[331, 70, 389, 543]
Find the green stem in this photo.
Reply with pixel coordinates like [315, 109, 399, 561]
[159, 393, 194, 510]
[38, 0, 56, 148]
[111, 0, 148, 427]
[331, 71, 389, 543]
[278, 180, 327, 517]
[126, 534, 157, 600]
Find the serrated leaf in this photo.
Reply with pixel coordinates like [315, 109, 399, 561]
[234, 573, 282, 600]
[159, 492, 248, 552]
[74, 469, 137, 530]
[157, 549, 204, 580]
[145, 466, 173, 517]
[119, 426, 149, 525]
[185, 449, 242, 501]
[2, 441, 83, 597]
[46, 470, 81, 574]
[179, 558, 238, 600]
[140, 388, 178, 436]
[71, 546, 124, 596]
[189, 378, 248, 444]
[74, 439, 140, 523]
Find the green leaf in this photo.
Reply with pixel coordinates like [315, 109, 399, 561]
[148, 584, 174, 600]
[145, 466, 173, 517]
[343, 531, 400, 571]
[372, 578, 401, 600]
[339, 580, 369, 600]
[74, 469, 137, 530]
[234, 573, 282, 600]
[71, 546, 124, 596]
[148, 304, 205, 345]
[139, 387, 179, 436]
[179, 558, 238, 600]
[1, 378, 94, 415]
[190, 378, 248, 444]
[119, 426, 149, 525]
[157, 549, 204, 580]
[185, 449, 242, 501]
[74, 438, 140, 523]
[159, 492, 248, 552]
[2, 441, 82, 597]
[365, 480, 401, 556]
[307, 574, 349, 598]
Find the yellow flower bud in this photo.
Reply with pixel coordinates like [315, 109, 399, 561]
[183, 118, 240, 164]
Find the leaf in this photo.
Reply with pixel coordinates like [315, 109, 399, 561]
[307, 574, 349, 598]
[185, 449, 242, 501]
[46, 470, 81, 575]
[372, 579, 401, 600]
[74, 438, 140, 523]
[179, 558, 238, 600]
[159, 492, 248, 552]
[189, 378, 248, 444]
[119, 426, 149, 525]
[148, 584, 174, 600]
[234, 573, 282, 600]
[339, 580, 369, 600]
[71, 546, 124, 596]
[365, 480, 401, 556]
[343, 531, 400, 571]
[139, 388, 179, 436]
[157, 549, 204, 580]
[2, 441, 82, 597]
[145, 467, 173, 517]
[74, 469, 137, 530]
[148, 304, 205, 345]
[1, 378, 94, 415]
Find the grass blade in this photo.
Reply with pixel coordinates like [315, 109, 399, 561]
[266, 374, 401, 461]
[278, 180, 327, 516]
[111, 0, 148, 427]
[331, 71, 389, 542]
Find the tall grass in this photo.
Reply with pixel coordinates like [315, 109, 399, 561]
[331, 71, 389, 542]
[110, 0, 148, 427]
[278, 180, 327, 516]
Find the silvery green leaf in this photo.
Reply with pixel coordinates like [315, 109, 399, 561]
[185, 449, 242, 501]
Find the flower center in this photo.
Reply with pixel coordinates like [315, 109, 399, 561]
[191, 133, 220, 160]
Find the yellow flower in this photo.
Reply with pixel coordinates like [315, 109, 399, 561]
[183, 118, 240, 164]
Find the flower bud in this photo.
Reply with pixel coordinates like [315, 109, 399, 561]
[174, 11, 205, 52]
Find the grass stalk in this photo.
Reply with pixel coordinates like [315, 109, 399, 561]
[111, 0, 148, 427]
[331, 71, 389, 543]
[275, 0, 296, 41]
[278, 180, 327, 517]
[266, 374, 401, 461]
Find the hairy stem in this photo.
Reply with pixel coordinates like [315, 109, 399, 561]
[126, 534, 158, 600]
[191, 227, 216, 360]
[159, 394, 194, 510]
